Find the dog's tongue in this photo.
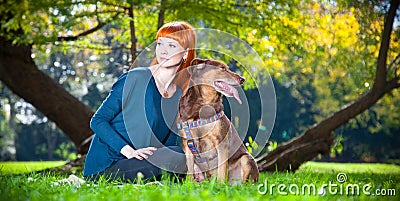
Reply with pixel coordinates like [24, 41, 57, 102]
[231, 87, 242, 104]
[220, 81, 242, 104]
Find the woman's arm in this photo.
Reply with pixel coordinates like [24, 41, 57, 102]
[90, 73, 130, 154]
[163, 129, 179, 146]
[120, 145, 157, 160]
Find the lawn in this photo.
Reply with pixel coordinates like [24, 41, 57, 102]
[0, 161, 66, 174]
[0, 161, 399, 201]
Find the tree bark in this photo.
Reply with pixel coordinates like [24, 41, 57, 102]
[0, 37, 94, 154]
[128, 5, 137, 64]
[256, 86, 394, 172]
[256, 0, 400, 172]
[158, 0, 166, 29]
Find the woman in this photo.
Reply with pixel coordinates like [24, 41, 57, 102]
[83, 21, 196, 182]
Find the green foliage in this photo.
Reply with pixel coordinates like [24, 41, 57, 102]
[15, 120, 76, 161]
[54, 142, 77, 161]
[0, 0, 399, 163]
[267, 141, 278, 152]
[0, 162, 399, 200]
[299, 162, 400, 175]
[0, 161, 66, 174]
[245, 136, 258, 154]
[330, 135, 344, 158]
[0, 87, 17, 161]
[0, 108, 15, 160]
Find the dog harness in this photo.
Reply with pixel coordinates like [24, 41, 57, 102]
[177, 111, 224, 163]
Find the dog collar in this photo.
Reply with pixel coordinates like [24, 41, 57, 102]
[177, 111, 224, 163]
[177, 111, 224, 130]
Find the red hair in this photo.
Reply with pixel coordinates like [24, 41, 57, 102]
[152, 21, 196, 90]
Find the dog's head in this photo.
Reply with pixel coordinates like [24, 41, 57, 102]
[187, 58, 245, 104]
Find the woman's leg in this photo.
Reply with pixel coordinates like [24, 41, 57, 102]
[100, 146, 187, 182]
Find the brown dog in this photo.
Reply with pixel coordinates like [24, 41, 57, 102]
[177, 58, 259, 185]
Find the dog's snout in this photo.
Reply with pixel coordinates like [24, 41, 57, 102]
[238, 77, 245, 84]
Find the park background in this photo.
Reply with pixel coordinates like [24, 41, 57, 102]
[1, 0, 399, 167]
[0, 1, 400, 199]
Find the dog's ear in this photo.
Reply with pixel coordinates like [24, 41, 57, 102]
[188, 58, 206, 75]
[188, 64, 205, 75]
[204, 58, 227, 69]
[190, 58, 206, 66]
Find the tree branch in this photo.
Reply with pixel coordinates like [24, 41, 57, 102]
[57, 13, 120, 41]
[388, 52, 400, 76]
[256, 0, 400, 172]
[386, 77, 400, 91]
[388, 53, 400, 69]
[53, 42, 127, 51]
[373, 0, 399, 90]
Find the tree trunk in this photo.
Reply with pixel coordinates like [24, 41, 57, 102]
[128, 5, 137, 64]
[256, 87, 391, 172]
[158, 0, 166, 29]
[0, 36, 94, 154]
[256, 0, 400, 172]
[46, 123, 57, 160]
[8, 94, 17, 160]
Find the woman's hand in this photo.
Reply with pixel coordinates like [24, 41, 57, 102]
[120, 145, 157, 160]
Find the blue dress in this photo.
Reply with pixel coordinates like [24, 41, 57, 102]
[83, 67, 181, 177]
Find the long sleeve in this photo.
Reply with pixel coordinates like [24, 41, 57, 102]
[164, 129, 179, 146]
[90, 73, 131, 153]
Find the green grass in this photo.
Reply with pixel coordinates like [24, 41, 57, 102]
[0, 161, 399, 201]
[0, 161, 66, 174]
[298, 162, 400, 174]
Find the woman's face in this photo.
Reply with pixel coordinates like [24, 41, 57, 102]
[156, 37, 186, 68]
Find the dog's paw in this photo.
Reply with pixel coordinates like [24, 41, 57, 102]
[194, 173, 205, 182]
[190, 173, 205, 183]
[192, 164, 205, 182]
